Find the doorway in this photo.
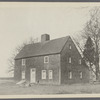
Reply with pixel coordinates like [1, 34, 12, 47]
[30, 68, 36, 83]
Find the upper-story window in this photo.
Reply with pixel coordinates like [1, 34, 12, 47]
[79, 59, 82, 64]
[44, 56, 49, 63]
[69, 44, 71, 49]
[22, 59, 26, 66]
[69, 57, 71, 63]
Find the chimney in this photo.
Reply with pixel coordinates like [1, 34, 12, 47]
[41, 34, 50, 42]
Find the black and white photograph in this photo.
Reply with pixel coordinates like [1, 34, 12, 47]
[0, 2, 100, 97]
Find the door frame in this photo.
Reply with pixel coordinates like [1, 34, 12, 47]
[30, 68, 36, 83]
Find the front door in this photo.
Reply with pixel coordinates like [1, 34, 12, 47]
[30, 68, 36, 83]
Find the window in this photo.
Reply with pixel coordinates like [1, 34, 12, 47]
[22, 70, 25, 79]
[69, 71, 72, 79]
[69, 57, 71, 63]
[42, 70, 46, 79]
[22, 65, 26, 71]
[69, 44, 71, 49]
[80, 72, 82, 79]
[79, 59, 82, 64]
[49, 70, 53, 79]
[22, 59, 26, 66]
[44, 56, 49, 63]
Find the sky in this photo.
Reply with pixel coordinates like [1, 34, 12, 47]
[0, 2, 99, 77]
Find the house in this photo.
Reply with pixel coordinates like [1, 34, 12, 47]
[14, 34, 90, 84]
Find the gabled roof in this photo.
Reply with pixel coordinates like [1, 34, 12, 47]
[71, 36, 83, 58]
[15, 36, 70, 60]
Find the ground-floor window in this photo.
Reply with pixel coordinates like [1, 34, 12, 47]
[22, 70, 25, 79]
[69, 71, 72, 79]
[42, 70, 46, 79]
[69, 57, 71, 63]
[80, 72, 82, 79]
[49, 70, 53, 79]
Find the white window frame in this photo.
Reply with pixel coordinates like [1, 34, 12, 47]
[42, 70, 46, 79]
[44, 56, 49, 63]
[69, 71, 72, 79]
[22, 59, 26, 66]
[69, 57, 71, 63]
[69, 45, 71, 49]
[80, 72, 82, 79]
[79, 59, 82, 64]
[49, 70, 53, 79]
[22, 70, 25, 80]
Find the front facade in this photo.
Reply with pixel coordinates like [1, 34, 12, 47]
[14, 34, 90, 84]
[15, 54, 61, 84]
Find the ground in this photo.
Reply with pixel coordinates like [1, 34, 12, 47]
[1, 78, 100, 95]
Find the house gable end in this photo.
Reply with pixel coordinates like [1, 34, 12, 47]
[60, 36, 82, 58]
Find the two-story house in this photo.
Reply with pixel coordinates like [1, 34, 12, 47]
[14, 34, 90, 84]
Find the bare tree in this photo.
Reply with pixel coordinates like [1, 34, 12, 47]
[72, 34, 84, 53]
[82, 7, 100, 80]
[8, 37, 36, 75]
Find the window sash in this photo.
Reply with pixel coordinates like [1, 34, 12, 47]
[69, 57, 71, 63]
[79, 59, 81, 64]
[44, 56, 49, 63]
[69, 45, 71, 49]
[22, 59, 26, 66]
[80, 72, 82, 79]
[42, 70, 46, 79]
[22, 70, 25, 79]
[69, 72, 72, 79]
[49, 70, 53, 79]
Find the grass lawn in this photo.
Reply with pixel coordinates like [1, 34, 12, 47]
[0, 79, 100, 95]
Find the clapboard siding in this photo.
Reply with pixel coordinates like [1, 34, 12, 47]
[61, 37, 90, 84]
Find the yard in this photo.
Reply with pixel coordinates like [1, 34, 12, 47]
[1, 78, 100, 95]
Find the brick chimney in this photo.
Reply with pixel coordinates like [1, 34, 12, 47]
[41, 34, 50, 42]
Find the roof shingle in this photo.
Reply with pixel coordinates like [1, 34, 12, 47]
[15, 36, 70, 59]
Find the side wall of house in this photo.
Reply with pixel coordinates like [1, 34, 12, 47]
[15, 54, 61, 84]
[61, 37, 90, 84]
[14, 59, 22, 81]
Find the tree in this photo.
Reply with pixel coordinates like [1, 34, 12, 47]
[82, 7, 100, 80]
[8, 41, 27, 74]
[83, 37, 95, 74]
[8, 37, 36, 76]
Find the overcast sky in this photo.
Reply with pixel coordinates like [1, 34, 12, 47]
[0, 2, 99, 77]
